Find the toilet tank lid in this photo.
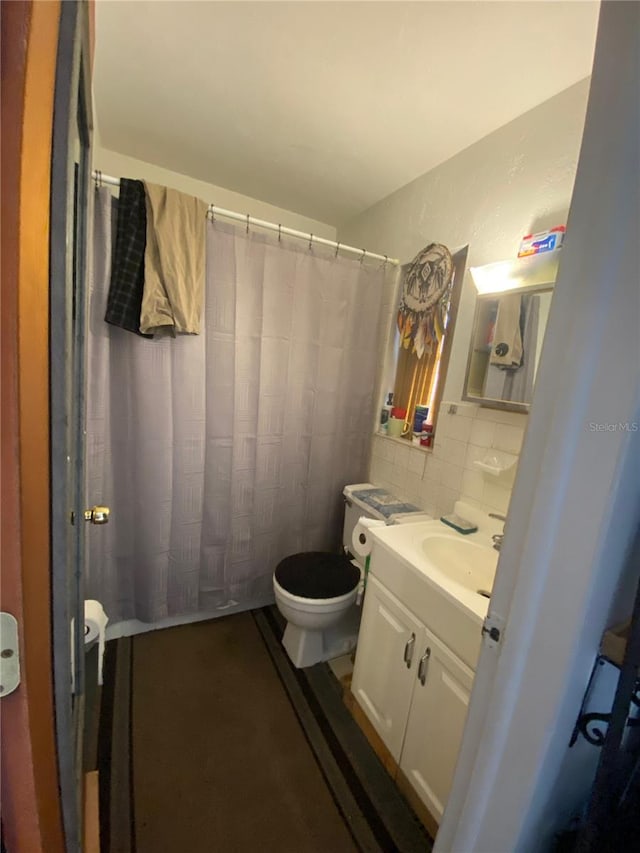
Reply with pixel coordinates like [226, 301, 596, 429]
[343, 484, 422, 521]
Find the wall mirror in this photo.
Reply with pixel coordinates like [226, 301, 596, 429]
[463, 283, 554, 412]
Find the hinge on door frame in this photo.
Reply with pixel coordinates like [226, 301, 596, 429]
[0, 613, 21, 697]
[481, 613, 505, 648]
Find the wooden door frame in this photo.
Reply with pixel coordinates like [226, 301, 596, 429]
[1, 2, 64, 851]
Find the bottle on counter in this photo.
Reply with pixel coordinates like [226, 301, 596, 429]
[420, 422, 434, 448]
[379, 392, 394, 434]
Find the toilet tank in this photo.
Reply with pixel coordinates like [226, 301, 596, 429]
[342, 483, 430, 569]
[342, 483, 380, 569]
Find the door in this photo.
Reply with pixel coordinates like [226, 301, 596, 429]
[1, 2, 66, 850]
[351, 575, 423, 761]
[400, 626, 474, 823]
[50, 2, 93, 850]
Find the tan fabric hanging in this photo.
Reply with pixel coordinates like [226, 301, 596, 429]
[140, 183, 207, 335]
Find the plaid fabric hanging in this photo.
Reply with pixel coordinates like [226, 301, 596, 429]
[105, 178, 153, 337]
[397, 243, 453, 359]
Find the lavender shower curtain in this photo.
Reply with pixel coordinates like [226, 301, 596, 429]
[86, 187, 386, 625]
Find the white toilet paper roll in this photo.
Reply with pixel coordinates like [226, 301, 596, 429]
[84, 600, 109, 685]
[352, 516, 386, 559]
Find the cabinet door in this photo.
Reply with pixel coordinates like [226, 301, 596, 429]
[351, 576, 423, 761]
[399, 627, 474, 823]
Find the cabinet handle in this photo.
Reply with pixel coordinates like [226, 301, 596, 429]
[418, 647, 431, 685]
[404, 633, 416, 668]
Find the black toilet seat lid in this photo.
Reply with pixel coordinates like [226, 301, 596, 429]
[275, 552, 361, 600]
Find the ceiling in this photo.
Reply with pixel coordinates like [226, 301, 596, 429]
[94, 1, 599, 225]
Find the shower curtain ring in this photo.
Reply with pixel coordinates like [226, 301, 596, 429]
[95, 169, 102, 188]
[246, 214, 250, 234]
[360, 248, 367, 264]
[278, 224, 282, 242]
[335, 241, 340, 258]
[309, 233, 313, 250]
[210, 204, 215, 223]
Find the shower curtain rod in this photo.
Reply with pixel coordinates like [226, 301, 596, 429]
[92, 170, 400, 266]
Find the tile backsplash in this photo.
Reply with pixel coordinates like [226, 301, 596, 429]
[368, 401, 528, 519]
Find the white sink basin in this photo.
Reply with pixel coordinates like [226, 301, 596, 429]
[368, 507, 503, 669]
[421, 535, 497, 595]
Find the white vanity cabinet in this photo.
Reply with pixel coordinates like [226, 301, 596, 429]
[399, 625, 473, 823]
[351, 575, 423, 761]
[351, 573, 474, 825]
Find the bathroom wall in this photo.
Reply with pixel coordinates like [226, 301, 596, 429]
[370, 403, 526, 518]
[93, 146, 337, 239]
[340, 79, 590, 517]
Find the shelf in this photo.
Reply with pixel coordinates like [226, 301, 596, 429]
[473, 450, 518, 476]
[375, 432, 433, 454]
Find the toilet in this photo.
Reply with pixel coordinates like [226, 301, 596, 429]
[273, 483, 430, 668]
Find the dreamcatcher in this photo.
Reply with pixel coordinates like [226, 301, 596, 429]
[397, 243, 454, 359]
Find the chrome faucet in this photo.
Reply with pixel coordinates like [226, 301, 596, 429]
[488, 513, 507, 552]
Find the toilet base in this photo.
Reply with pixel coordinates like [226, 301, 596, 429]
[282, 605, 361, 668]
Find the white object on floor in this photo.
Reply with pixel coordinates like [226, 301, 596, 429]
[328, 653, 354, 682]
[84, 600, 108, 685]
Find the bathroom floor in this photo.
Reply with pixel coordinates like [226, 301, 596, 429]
[97, 609, 431, 853]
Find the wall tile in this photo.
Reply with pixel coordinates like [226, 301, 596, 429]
[447, 414, 473, 443]
[369, 455, 382, 483]
[393, 443, 411, 471]
[464, 442, 487, 471]
[419, 480, 437, 517]
[389, 464, 407, 490]
[378, 438, 396, 462]
[424, 455, 443, 484]
[440, 401, 478, 419]
[436, 486, 458, 518]
[441, 437, 467, 468]
[474, 408, 527, 427]
[404, 471, 422, 503]
[461, 468, 485, 502]
[377, 459, 394, 484]
[482, 479, 512, 514]
[436, 412, 453, 436]
[408, 449, 426, 478]
[440, 461, 464, 492]
[370, 435, 384, 459]
[432, 438, 448, 461]
[493, 423, 525, 454]
[456, 403, 479, 419]
[368, 399, 527, 520]
[470, 418, 496, 448]
[474, 407, 499, 423]
[460, 496, 486, 514]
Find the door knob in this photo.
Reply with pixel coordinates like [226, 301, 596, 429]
[84, 505, 110, 524]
